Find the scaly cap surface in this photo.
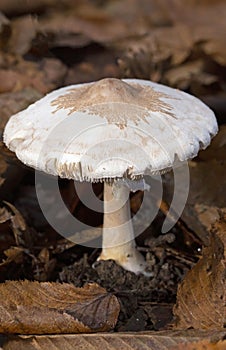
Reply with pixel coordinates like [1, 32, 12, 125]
[3, 78, 218, 181]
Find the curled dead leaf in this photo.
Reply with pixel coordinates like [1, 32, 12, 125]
[0, 281, 120, 334]
[0, 202, 27, 246]
[117, 24, 194, 82]
[118, 1, 226, 96]
[164, 60, 218, 92]
[0, 247, 24, 267]
[173, 213, 226, 329]
[1, 330, 225, 350]
[169, 339, 226, 350]
[4, 201, 26, 231]
[38, 0, 160, 47]
[0, 207, 11, 224]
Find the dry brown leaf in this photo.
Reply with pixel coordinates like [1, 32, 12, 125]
[164, 60, 218, 91]
[0, 57, 67, 95]
[0, 0, 166, 57]
[0, 88, 42, 131]
[0, 247, 24, 267]
[0, 202, 27, 247]
[117, 1, 226, 97]
[167, 1, 226, 66]
[117, 24, 194, 81]
[4, 201, 26, 231]
[7, 15, 39, 56]
[39, 11, 130, 47]
[173, 213, 226, 329]
[33, 247, 56, 282]
[0, 281, 120, 334]
[0, 58, 66, 187]
[37, 0, 168, 48]
[0, 207, 11, 224]
[170, 339, 226, 350]
[0, 12, 10, 49]
[1, 330, 225, 350]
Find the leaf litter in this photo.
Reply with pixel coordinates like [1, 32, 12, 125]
[173, 212, 226, 329]
[0, 0, 225, 348]
[0, 281, 119, 334]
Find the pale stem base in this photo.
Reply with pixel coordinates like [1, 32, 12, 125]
[98, 181, 148, 275]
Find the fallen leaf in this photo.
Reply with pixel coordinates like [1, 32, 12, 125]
[38, 9, 131, 47]
[167, 1, 226, 66]
[1, 330, 225, 350]
[173, 213, 226, 329]
[38, 0, 163, 48]
[0, 202, 27, 246]
[0, 281, 120, 334]
[164, 60, 218, 92]
[117, 24, 194, 82]
[4, 201, 26, 231]
[0, 247, 24, 267]
[0, 88, 42, 132]
[0, 69, 24, 93]
[118, 1, 226, 97]
[169, 339, 226, 350]
[33, 247, 56, 282]
[0, 202, 39, 259]
[0, 207, 11, 224]
[0, 57, 67, 94]
[7, 15, 39, 55]
[0, 12, 10, 49]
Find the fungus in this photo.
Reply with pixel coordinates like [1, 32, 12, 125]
[3, 78, 218, 274]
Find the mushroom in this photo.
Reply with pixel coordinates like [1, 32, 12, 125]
[3, 78, 218, 275]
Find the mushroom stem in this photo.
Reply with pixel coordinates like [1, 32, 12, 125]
[99, 181, 148, 275]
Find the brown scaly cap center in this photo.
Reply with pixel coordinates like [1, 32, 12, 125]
[51, 78, 175, 128]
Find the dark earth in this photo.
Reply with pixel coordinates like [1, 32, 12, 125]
[0, 175, 199, 331]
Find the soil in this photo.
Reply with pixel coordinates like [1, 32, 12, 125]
[0, 174, 200, 332]
[58, 240, 195, 331]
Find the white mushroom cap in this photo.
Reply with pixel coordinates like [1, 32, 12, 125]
[3, 78, 218, 181]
